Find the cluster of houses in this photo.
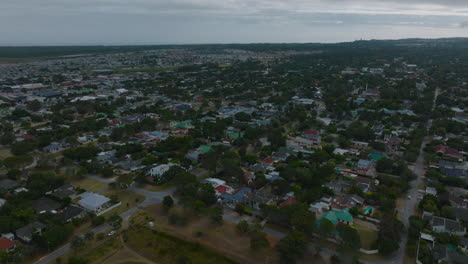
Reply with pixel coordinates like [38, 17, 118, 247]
[0, 180, 117, 251]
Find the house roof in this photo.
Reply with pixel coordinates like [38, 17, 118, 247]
[0, 237, 15, 251]
[78, 192, 110, 210]
[57, 205, 85, 221]
[0, 179, 20, 190]
[31, 197, 61, 213]
[320, 209, 353, 225]
[16, 221, 46, 240]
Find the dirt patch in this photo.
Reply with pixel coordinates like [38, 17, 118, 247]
[131, 204, 280, 264]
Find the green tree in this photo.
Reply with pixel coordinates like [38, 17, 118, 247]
[336, 224, 361, 249]
[163, 195, 174, 212]
[277, 230, 308, 264]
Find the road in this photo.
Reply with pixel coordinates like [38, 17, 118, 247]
[385, 87, 438, 264]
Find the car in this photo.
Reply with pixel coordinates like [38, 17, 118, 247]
[407, 195, 412, 199]
[107, 230, 116, 237]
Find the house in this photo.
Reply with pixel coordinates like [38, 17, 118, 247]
[0, 179, 19, 192]
[57, 205, 86, 222]
[42, 142, 65, 153]
[146, 163, 176, 179]
[0, 237, 15, 252]
[423, 212, 466, 236]
[303, 130, 321, 145]
[202, 178, 226, 188]
[425, 187, 437, 196]
[372, 124, 385, 136]
[287, 136, 320, 149]
[220, 187, 252, 207]
[319, 209, 354, 225]
[214, 185, 234, 196]
[97, 150, 116, 164]
[309, 201, 330, 214]
[78, 192, 111, 213]
[16, 222, 46, 243]
[454, 208, 468, 222]
[435, 145, 463, 162]
[244, 191, 276, 210]
[324, 180, 352, 196]
[355, 159, 378, 178]
[279, 196, 297, 208]
[249, 163, 269, 173]
[31, 197, 61, 214]
[439, 193, 468, 208]
[48, 184, 77, 199]
[331, 194, 365, 211]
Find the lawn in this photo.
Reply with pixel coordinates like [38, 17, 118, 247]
[139, 183, 171, 192]
[0, 148, 12, 159]
[130, 205, 281, 264]
[73, 178, 108, 193]
[102, 189, 145, 216]
[125, 225, 237, 264]
[83, 237, 120, 263]
[354, 223, 378, 250]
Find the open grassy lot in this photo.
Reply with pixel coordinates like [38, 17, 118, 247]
[73, 178, 108, 193]
[132, 205, 281, 264]
[102, 189, 145, 216]
[125, 225, 237, 264]
[353, 220, 378, 250]
[139, 183, 171, 192]
[0, 147, 12, 159]
[84, 237, 121, 263]
[49, 236, 120, 264]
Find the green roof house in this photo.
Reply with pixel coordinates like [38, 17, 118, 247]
[320, 209, 354, 225]
[197, 145, 212, 153]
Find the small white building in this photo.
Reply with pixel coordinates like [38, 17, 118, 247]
[78, 192, 111, 213]
[147, 163, 176, 179]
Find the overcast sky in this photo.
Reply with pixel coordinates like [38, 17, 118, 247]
[1, 0, 468, 45]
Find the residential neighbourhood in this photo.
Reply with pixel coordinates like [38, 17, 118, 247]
[0, 40, 467, 264]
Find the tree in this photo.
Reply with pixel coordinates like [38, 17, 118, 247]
[336, 224, 361, 249]
[291, 208, 315, 236]
[236, 220, 250, 234]
[68, 256, 89, 264]
[91, 216, 105, 226]
[84, 232, 94, 241]
[209, 206, 224, 224]
[27, 100, 42, 112]
[318, 218, 335, 238]
[377, 216, 402, 255]
[250, 231, 269, 250]
[163, 195, 174, 212]
[71, 236, 85, 251]
[107, 214, 122, 230]
[277, 230, 308, 264]
[42, 224, 73, 249]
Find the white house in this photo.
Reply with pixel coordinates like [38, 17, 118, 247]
[147, 163, 176, 179]
[78, 192, 111, 213]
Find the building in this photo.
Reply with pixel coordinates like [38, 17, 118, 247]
[423, 212, 466, 236]
[78, 192, 111, 213]
[319, 209, 354, 225]
[0, 237, 15, 252]
[16, 222, 46, 243]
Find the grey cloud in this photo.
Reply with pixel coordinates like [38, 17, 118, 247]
[1, 0, 468, 45]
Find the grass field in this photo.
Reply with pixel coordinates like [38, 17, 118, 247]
[73, 178, 108, 193]
[84, 237, 121, 263]
[102, 189, 145, 216]
[131, 205, 281, 264]
[0, 148, 12, 159]
[355, 226, 378, 250]
[125, 225, 238, 264]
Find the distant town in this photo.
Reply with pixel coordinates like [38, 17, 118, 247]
[0, 39, 467, 264]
